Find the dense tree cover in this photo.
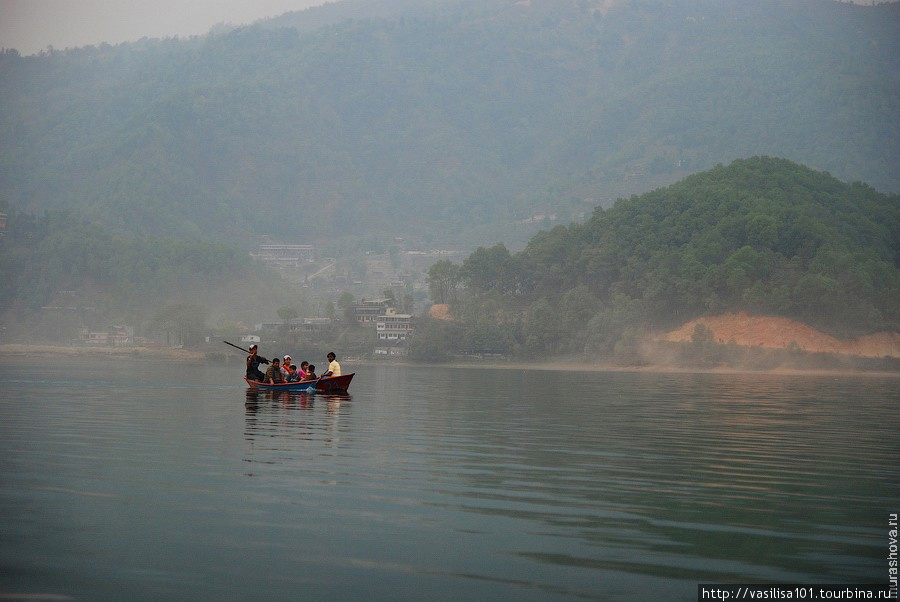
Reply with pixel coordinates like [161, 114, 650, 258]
[0, 207, 304, 344]
[415, 158, 900, 362]
[0, 0, 897, 251]
[150, 303, 209, 347]
[425, 259, 461, 304]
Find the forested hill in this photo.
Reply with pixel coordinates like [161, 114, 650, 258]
[418, 158, 900, 361]
[0, 208, 306, 344]
[0, 0, 898, 248]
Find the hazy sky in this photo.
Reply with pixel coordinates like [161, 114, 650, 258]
[1, 0, 892, 56]
[0, 0, 331, 55]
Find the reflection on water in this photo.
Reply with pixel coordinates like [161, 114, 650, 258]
[243, 389, 354, 454]
[0, 358, 897, 600]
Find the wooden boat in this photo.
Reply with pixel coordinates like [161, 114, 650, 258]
[244, 373, 354, 393]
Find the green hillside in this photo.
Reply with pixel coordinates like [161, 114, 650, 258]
[0, 208, 306, 344]
[416, 157, 900, 361]
[0, 0, 897, 249]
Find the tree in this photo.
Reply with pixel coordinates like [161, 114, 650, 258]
[426, 259, 462, 304]
[522, 296, 561, 356]
[408, 317, 458, 362]
[559, 285, 600, 353]
[461, 243, 522, 295]
[151, 303, 207, 347]
[277, 306, 299, 324]
[583, 294, 645, 358]
[276, 305, 300, 344]
[337, 291, 356, 310]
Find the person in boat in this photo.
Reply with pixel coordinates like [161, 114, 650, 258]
[264, 357, 283, 384]
[302, 364, 317, 381]
[280, 355, 293, 379]
[246, 344, 267, 382]
[287, 364, 301, 382]
[298, 361, 310, 380]
[322, 352, 341, 378]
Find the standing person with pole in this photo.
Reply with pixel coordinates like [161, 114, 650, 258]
[246, 344, 267, 382]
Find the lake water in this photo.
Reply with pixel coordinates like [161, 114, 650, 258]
[0, 357, 897, 600]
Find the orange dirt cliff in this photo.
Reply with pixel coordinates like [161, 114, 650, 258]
[660, 312, 900, 359]
[428, 304, 453, 321]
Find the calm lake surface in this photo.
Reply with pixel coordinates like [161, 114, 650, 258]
[0, 357, 897, 600]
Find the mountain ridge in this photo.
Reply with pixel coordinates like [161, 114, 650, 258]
[1, 0, 897, 251]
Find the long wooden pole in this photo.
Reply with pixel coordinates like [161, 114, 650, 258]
[223, 340, 269, 364]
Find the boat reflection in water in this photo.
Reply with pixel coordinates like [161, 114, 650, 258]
[245, 387, 351, 409]
[243, 386, 354, 454]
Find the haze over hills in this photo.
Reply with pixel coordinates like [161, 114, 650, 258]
[1, 0, 898, 357]
[0, 0, 897, 251]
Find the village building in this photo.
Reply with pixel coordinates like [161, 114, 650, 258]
[258, 318, 334, 337]
[251, 244, 314, 269]
[376, 308, 414, 342]
[374, 308, 414, 357]
[351, 298, 392, 325]
[78, 325, 131, 346]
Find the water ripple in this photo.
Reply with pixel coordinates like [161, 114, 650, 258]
[1, 360, 897, 600]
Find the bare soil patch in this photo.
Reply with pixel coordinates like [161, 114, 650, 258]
[660, 312, 900, 359]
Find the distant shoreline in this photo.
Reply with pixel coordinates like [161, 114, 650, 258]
[428, 359, 900, 379]
[0, 343, 207, 361]
[1, 344, 897, 378]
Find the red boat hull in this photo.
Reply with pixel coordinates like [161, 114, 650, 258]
[244, 373, 354, 393]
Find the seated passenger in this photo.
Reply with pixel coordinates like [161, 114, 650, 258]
[280, 355, 293, 379]
[264, 358, 283, 384]
[302, 364, 317, 381]
[322, 352, 341, 378]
